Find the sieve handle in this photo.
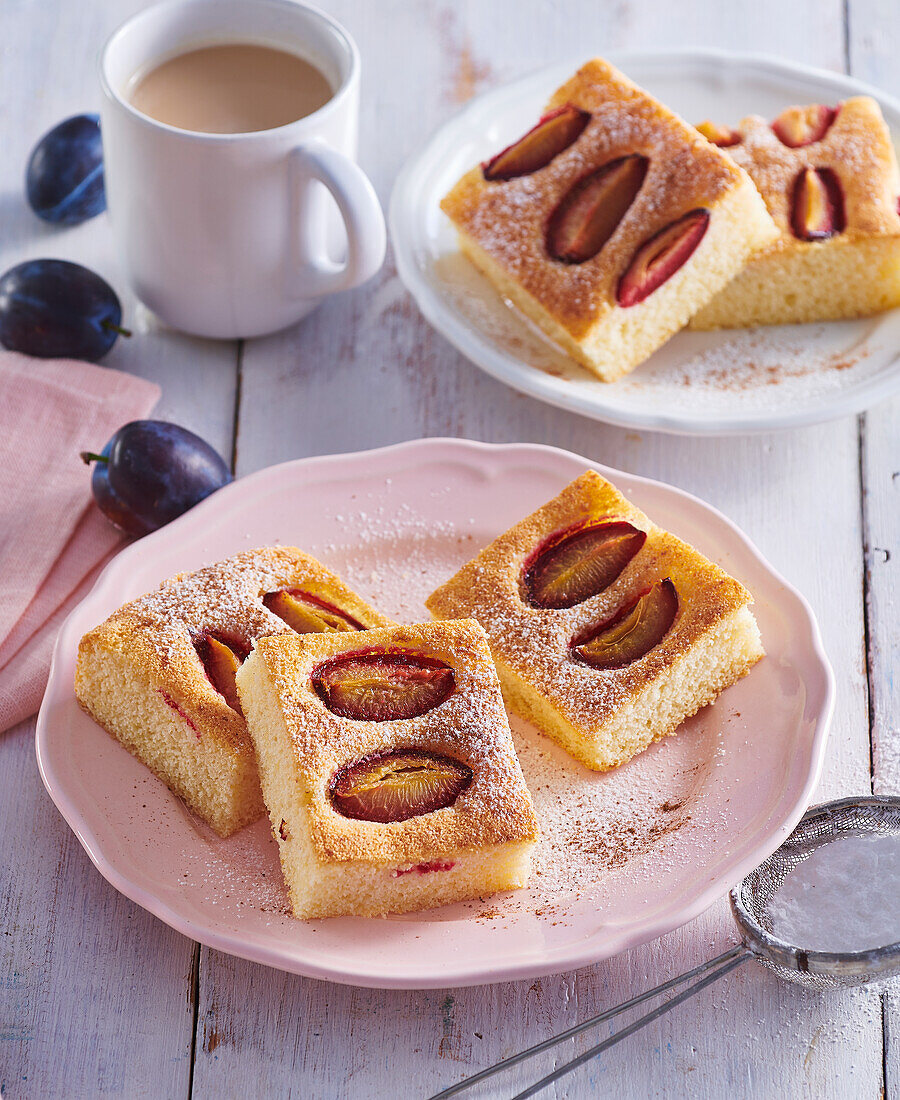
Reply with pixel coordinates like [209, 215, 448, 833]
[428, 945, 752, 1100]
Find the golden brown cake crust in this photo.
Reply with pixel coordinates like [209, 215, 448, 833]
[689, 97, 900, 329]
[441, 57, 754, 340]
[720, 97, 900, 248]
[76, 547, 395, 757]
[248, 620, 539, 865]
[426, 472, 755, 737]
[721, 96, 897, 245]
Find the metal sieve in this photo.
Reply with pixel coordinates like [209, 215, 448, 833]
[431, 795, 900, 1100]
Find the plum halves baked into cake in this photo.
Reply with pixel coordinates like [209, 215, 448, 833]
[426, 472, 764, 772]
[74, 547, 393, 838]
[441, 58, 777, 382]
[236, 620, 539, 919]
[691, 97, 900, 328]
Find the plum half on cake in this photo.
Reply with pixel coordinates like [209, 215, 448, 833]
[691, 97, 900, 328]
[236, 620, 539, 918]
[441, 57, 777, 382]
[75, 547, 393, 838]
[426, 472, 764, 772]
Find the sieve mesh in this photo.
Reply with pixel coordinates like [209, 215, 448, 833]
[432, 797, 900, 1099]
[729, 796, 900, 989]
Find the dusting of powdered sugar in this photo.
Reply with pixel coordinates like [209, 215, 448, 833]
[125, 548, 301, 659]
[726, 103, 900, 238]
[319, 499, 475, 619]
[764, 833, 900, 953]
[177, 817, 292, 919]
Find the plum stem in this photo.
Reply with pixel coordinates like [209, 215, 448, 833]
[80, 451, 109, 466]
[101, 320, 132, 338]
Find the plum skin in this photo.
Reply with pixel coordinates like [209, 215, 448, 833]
[87, 439, 143, 534]
[84, 421, 233, 537]
[0, 259, 124, 361]
[26, 114, 105, 226]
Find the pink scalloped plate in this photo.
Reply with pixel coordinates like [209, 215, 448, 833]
[36, 439, 833, 988]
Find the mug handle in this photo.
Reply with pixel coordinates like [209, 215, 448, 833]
[289, 139, 386, 298]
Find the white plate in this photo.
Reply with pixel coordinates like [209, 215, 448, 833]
[36, 439, 833, 988]
[390, 50, 900, 435]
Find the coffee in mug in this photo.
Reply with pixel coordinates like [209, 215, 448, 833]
[99, 0, 386, 339]
[128, 43, 334, 134]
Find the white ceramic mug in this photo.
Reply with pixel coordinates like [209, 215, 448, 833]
[99, 0, 385, 339]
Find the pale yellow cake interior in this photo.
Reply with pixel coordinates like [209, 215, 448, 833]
[75, 642, 264, 837]
[690, 234, 900, 329]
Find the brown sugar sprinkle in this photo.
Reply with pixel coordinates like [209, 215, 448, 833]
[562, 802, 690, 869]
[505, 718, 708, 905]
[474, 906, 502, 920]
[667, 334, 869, 393]
[174, 817, 292, 918]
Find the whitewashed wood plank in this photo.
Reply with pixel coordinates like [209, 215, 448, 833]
[848, 10, 900, 801]
[199, 1, 882, 1099]
[860, 397, 900, 1100]
[0, 719, 196, 1100]
[847, 5, 900, 1098]
[0, 0, 239, 1095]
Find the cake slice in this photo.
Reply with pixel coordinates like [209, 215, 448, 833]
[75, 547, 393, 837]
[426, 472, 764, 771]
[236, 620, 539, 918]
[691, 97, 900, 328]
[441, 57, 777, 381]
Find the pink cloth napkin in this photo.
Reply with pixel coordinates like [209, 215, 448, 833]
[0, 351, 160, 732]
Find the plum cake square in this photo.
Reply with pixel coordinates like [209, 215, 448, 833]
[235, 620, 539, 919]
[691, 97, 900, 327]
[75, 547, 393, 838]
[441, 57, 777, 382]
[426, 472, 764, 772]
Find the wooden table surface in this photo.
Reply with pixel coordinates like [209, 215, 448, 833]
[1, 0, 898, 1097]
